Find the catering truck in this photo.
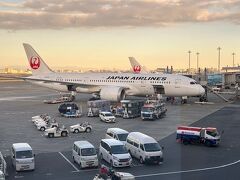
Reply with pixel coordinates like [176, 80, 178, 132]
[176, 126, 221, 146]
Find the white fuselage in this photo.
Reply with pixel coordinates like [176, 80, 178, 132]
[26, 72, 205, 97]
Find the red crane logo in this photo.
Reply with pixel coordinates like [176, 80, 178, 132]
[30, 56, 40, 69]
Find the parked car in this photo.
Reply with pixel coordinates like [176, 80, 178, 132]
[99, 112, 116, 123]
[105, 128, 129, 144]
[72, 141, 98, 169]
[125, 132, 163, 164]
[99, 139, 132, 167]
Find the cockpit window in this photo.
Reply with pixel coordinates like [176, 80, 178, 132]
[190, 81, 196, 85]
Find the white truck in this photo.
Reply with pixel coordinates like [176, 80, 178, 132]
[70, 122, 92, 133]
[141, 102, 166, 120]
[45, 126, 69, 138]
[176, 126, 221, 146]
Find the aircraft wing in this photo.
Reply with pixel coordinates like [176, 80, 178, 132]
[0, 75, 98, 89]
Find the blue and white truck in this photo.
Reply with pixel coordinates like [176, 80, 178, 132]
[176, 126, 221, 146]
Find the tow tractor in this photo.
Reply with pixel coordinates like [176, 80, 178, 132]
[93, 172, 135, 180]
[32, 114, 51, 123]
[93, 165, 135, 180]
[45, 126, 68, 138]
[176, 126, 221, 146]
[36, 120, 59, 131]
[70, 122, 92, 133]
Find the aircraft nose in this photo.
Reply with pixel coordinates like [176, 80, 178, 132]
[199, 85, 205, 96]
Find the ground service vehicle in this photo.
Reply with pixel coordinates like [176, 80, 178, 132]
[99, 112, 116, 123]
[0, 152, 6, 180]
[32, 114, 51, 124]
[70, 122, 92, 133]
[141, 102, 166, 120]
[11, 143, 35, 171]
[87, 100, 111, 117]
[44, 126, 68, 138]
[99, 139, 132, 167]
[126, 132, 163, 164]
[72, 141, 98, 169]
[63, 109, 82, 118]
[0, 171, 4, 180]
[121, 100, 144, 119]
[36, 121, 58, 131]
[105, 128, 129, 144]
[176, 126, 221, 146]
[94, 171, 135, 180]
[43, 94, 74, 104]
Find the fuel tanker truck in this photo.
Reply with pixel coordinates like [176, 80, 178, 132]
[176, 126, 221, 146]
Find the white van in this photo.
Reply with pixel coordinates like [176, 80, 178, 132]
[105, 128, 129, 144]
[11, 143, 35, 171]
[125, 132, 163, 164]
[99, 139, 132, 167]
[72, 141, 98, 169]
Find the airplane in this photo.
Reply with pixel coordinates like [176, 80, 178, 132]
[128, 57, 205, 102]
[19, 43, 205, 101]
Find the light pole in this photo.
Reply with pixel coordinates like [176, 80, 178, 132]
[217, 47, 221, 72]
[232, 52, 235, 67]
[196, 52, 199, 72]
[188, 50, 191, 73]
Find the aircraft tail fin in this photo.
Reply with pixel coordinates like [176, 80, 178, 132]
[23, 43, 53, 75]
[128, 57, 148, 73]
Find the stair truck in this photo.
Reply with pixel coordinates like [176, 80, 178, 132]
[176, 126, 221, 146]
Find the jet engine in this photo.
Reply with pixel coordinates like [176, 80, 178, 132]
[100, 86, 126, 101]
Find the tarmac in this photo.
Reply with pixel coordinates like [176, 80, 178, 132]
[0, 80, 240, 180]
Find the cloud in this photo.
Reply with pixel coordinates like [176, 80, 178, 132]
[0, 0, 240, 30]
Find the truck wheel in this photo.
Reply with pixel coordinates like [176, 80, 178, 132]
[140, 157, 144, 164]
[48, 133, 54, 138]
[74, 129, 79, 133]
[85, 127, 91, 133]
[61, 131, 67, 137]
[79, 162, 83, 169]
[205, 141, 211, 147]
[183, 140, 189, 145]
[40, 127, 45, 131]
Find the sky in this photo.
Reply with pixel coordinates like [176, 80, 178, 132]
[1, 0, 240, 70]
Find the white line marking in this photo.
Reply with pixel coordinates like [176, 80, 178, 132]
[135, 159, 240, 178]
[14, 176, 24, 179]
[72, 169, 98, 173]
[58, 152, 80, 172]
